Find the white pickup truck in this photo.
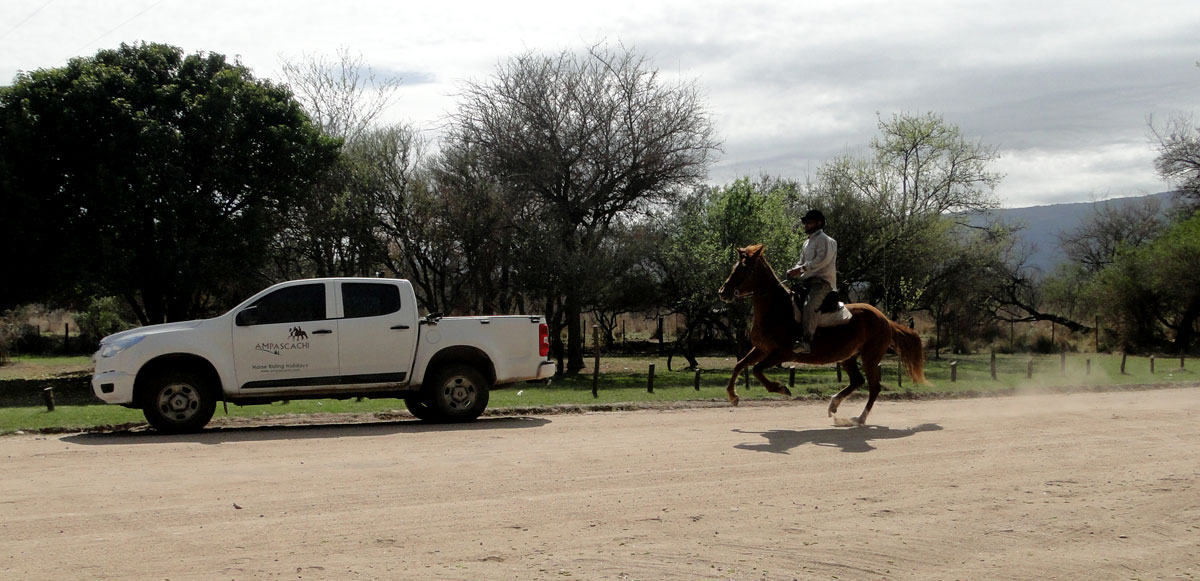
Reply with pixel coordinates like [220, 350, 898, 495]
[91, 278, 555, 433]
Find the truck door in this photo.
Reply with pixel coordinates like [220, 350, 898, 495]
[232, 282, 340, 390]
[335, 281, 418, 385]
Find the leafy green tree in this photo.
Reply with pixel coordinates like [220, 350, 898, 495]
[658, 177, 801, 366]
[810, 112, 1002, 318]
[1084, 212, 1200, 352]
[0, 42, 339, 323]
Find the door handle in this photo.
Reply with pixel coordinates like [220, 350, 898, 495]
[312, 329, 333, 335]
[390, 324, 411, 330]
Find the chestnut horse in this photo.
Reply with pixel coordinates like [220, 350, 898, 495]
[717, 244, 927, 425]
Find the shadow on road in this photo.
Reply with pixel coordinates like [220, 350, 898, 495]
[62, 415, 551, 446]
[733, 423, 943, 454]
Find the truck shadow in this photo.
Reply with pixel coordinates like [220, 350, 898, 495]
[733, 423, 943, 454]
[62, 415, 551, 446]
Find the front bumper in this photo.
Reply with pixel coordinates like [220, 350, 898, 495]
[91, 370, 136, 405]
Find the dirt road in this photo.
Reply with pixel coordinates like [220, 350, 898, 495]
[2, 387, 1198, 580]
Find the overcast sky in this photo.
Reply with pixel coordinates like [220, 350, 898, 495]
[2, 0, 1198, 207]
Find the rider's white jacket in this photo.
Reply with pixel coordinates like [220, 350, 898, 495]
[791, 229, 838, 288]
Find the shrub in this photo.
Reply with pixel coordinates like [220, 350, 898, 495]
[75, 296, 135, 349]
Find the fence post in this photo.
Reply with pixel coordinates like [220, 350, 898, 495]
[990, 351, 997, 381]
[836, 363, 843, 383]
[743, 368, 750, 390]
[1151, 355, 1155, 374]
[1086, 358, 1091, 376]
[1120, 352, 1127, 375]
[1027, 358, 1034, 379]
[64, 323, 70, 353]
[1060, 352, 1066, 374]
[788, 366, 796, 389]
[647, 363, 655, 393]
[950, 361, 958, 382]
[1182, 354, 1187, 370]
[897, 359, 903, 388]
[42, 387, 55, 412]
[694, 368, 701, 391]
[592, 325, 600, 399]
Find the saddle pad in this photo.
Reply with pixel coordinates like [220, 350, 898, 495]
[815, 304, 853, 327]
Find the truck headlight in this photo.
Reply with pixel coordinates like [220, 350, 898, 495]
[99, 335, 144, 358]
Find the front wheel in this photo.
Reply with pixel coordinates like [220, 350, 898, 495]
[140, 370, 217, 434]
[403, 395, 444, 422]
[423, 364, 489, 423]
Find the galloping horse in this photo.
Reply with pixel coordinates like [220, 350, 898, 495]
[717, 244, 928, 426]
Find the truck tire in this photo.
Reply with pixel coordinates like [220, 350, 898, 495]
[140, 370, 217, 434]
[403, 395, 445, 422]
[423, 364, 489, 422]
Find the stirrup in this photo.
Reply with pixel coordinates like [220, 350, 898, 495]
[792, 340, 811, 354]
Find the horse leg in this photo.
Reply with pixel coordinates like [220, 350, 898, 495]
[726, 347, 766, 406]
[828, 356, 864, 417]
[752, 353, 792, 397]
[855, 358, 884, 426]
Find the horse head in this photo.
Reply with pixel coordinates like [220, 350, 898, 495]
[718, 244, 765, 303]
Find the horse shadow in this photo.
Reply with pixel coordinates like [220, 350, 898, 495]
[733, 423, 943, 454]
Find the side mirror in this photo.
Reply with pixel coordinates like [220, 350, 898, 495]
[235, 306, 259, 327]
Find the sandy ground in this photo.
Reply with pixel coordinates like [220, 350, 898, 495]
[2, 388, 1198, 580]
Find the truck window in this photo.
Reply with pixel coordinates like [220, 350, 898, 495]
[241, 283, 326, 325]
[342, 282, 402, 318]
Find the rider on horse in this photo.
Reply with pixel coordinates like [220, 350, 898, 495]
[785, 209, 837, 354]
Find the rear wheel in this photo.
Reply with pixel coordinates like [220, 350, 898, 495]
[423, 364, 489, 423]
[140, 370, 217, 434]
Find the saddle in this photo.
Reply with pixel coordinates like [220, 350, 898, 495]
[792, 289, 853, 328]
[814, 292, 853, 327]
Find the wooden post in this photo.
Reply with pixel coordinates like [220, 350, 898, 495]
[64, 323, 70, 353]
[1086, 358, 1091, 376]
[1182, 354, 1187, 370]
[743, 368, 750, 390]
[836, 363, 842, 383]
[950, 361, 958, 382]
[647, 363, 655, 393]
[657, 317, 664, 355]
[1060, 352, 1066, 374]
[788, 366, 796, 389]
[990, 351, 997, 381]
[897, 359, 903, 388]
[693, 368, 701, 391]
[42, 387, 55, 412]
[592, 325, 600, 399]
[1151, 355, 1156, 374]
[1027, 358, 1033, 379]
[1120, 352, 1127, 375]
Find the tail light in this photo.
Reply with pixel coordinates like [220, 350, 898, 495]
[538, 323, 550, 357]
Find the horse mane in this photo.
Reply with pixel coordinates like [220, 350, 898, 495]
[740, 243, 783, 286]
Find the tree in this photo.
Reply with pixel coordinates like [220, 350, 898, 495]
[273, 48, 408, 280]
[1058, 196, 1167, 273]
[1084, 212, 1200, 352]
[1152, 112, 1200, 209]
[0, 42, 339, 322]
[658, 177, 801, 367]
[446, 43, 720, 374]
[811, 112, 1003, 317]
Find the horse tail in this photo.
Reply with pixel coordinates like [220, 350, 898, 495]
[890, 320, 929, 386]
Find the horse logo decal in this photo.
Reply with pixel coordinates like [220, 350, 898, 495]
[289, 327, 308, 341]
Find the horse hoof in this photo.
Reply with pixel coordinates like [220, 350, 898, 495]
[730, 396, 740, 407]
[780, 387, 792, 397]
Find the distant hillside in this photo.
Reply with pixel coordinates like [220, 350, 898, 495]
[970, 191, 1180, 274]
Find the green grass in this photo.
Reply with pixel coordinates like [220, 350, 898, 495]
[1, 353, 1196, 434]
